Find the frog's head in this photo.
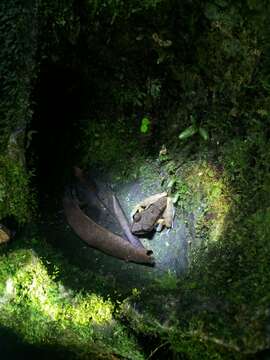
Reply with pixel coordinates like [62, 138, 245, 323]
[131, 212, 145, 235]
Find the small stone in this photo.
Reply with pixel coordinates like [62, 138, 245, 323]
[0, 225, 11, 244]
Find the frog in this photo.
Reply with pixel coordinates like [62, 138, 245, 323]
[131, 192, 175, 235]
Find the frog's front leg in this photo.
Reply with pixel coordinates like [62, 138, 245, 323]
[131, 205, 145, 221]
[155, 218, 166, 232]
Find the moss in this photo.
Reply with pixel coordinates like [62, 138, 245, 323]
[119, 147, 270, 359]
[0, 155, 36, 223]
[0, 0, 38, 224]
[0, 235, 145, 360]
[153, 270, 178, 291]
[168, 329, 244, 360]
[156, 149, 231, 246]
[182, 160, 231, 245]
[78, 117, 146, 181]
[0, 0, 38, 149]
[1, 1, 270, 358]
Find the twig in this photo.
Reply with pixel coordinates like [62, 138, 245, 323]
[147, 341, 169, 360]
[191, 331, 242, 352]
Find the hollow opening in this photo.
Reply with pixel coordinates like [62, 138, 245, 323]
[27, 62, 86, 210]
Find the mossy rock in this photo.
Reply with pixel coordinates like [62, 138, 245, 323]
[0, 155, 35, 224]
[0, 238, 145, 360]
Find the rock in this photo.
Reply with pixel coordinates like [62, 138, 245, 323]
[0, 224, 11, 244]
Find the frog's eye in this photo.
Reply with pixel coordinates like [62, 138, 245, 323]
[133, 212, 142, 222]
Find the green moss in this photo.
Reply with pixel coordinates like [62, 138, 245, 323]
[157, 149, 231, 246]
[183, 160, 231, 244]
[0, 155, 36, 223]
[0, 0, 38, 224]
[168, 329, 243, 360]
[119, 146, 270, 358]
[154, 270, 178, 291]
[1, 1, 270, 358]
[0, 237, 145, 360]
[0, 0, 38, 149]
[78, 117, 145, 180]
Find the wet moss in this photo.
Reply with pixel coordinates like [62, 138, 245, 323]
[0, 235, 145, 360]
[183, 160, 231, 245]
[0, 155, 36, 223]
[119, 148, 270, 359]
[78, 118, 144, 179]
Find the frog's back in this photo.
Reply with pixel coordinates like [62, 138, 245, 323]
[131, 197, 167, 235]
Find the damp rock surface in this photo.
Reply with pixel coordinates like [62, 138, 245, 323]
[113, 177, 189, 275]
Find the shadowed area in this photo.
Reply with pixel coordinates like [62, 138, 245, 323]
[0, 326, 74, 360]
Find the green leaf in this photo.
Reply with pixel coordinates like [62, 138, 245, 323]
[178, 125, 197, 140]
[140, 117, 151, 133]
[198, 127, 209, 141]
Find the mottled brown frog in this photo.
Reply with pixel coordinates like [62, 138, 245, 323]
[131, 192, 175, 235]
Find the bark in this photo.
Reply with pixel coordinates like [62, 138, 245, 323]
[63, 194, 154, 265]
